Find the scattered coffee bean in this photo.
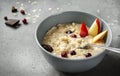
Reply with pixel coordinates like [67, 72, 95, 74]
[22, 18, 28, 24]
[12, 6, 18, 13]
[4, 16, 8, 21]
[70, 50, 76, 55]
[65, 30, 72, 34]
[85, 53, 92, 57]
[5, 19, 20, 27]
[41, 44, 53, 52]
[61, 51, 68, 58]
[20, 9, 25, 15]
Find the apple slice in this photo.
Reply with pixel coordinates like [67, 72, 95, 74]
[79, 22, 88, 37]
[93, 30, 108, 43]
[88, 18, 100, 36]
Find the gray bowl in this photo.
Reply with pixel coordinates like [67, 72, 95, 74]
[35, 11, 112, 73]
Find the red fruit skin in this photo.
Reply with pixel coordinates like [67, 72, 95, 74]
[61, 51, 68, 58]
[79, 22, 88, 37]
[20, 9, 25, 15]
[85, 53, 92, 57]
[71, 34, 77, 38]
[96, 18, 100, 33]
[22, 18, 28, 24]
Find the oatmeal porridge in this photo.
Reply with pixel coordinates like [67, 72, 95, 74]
[42, 22, 106, 59]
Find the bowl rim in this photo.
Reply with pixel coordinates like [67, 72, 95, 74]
[35, 11, 112, 61]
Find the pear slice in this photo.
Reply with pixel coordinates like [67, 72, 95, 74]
[93, 30, 108, 43]
[89, 18, 100, 36]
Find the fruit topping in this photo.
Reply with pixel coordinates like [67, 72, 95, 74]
[61, 51, 68, 58]
[93, 30, 108, 43]
[71, 34, 77, 38]
[79, 22, 88, 37]
[85, 53, 92, 57]
[70, 50, 76, 55]
[88, 18, 100, 36]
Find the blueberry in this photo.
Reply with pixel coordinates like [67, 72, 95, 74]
[85, 53, 92, 57]
[70, 50, 76, 55]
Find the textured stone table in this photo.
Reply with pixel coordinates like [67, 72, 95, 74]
[0, 0, 120, 76]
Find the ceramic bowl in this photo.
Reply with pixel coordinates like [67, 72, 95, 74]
[35, 11, 112, 73]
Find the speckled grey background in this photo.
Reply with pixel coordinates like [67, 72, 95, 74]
[0, 0, 120, 76]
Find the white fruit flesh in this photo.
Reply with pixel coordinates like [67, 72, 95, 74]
[93, 30, 108, 43]
[89, 20, 99, 36]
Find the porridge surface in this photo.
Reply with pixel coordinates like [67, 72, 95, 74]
[42, 23, 104, 59]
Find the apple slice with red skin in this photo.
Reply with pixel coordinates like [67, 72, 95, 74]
[89, 18, 100, 36]
[79, 22, 88, 37]
[93, 30, 108, 43]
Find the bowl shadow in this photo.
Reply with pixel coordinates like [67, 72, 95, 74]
[58, 52, 120, 76]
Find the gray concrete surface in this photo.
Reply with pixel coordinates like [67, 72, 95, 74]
[0, 0, 120, 76]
